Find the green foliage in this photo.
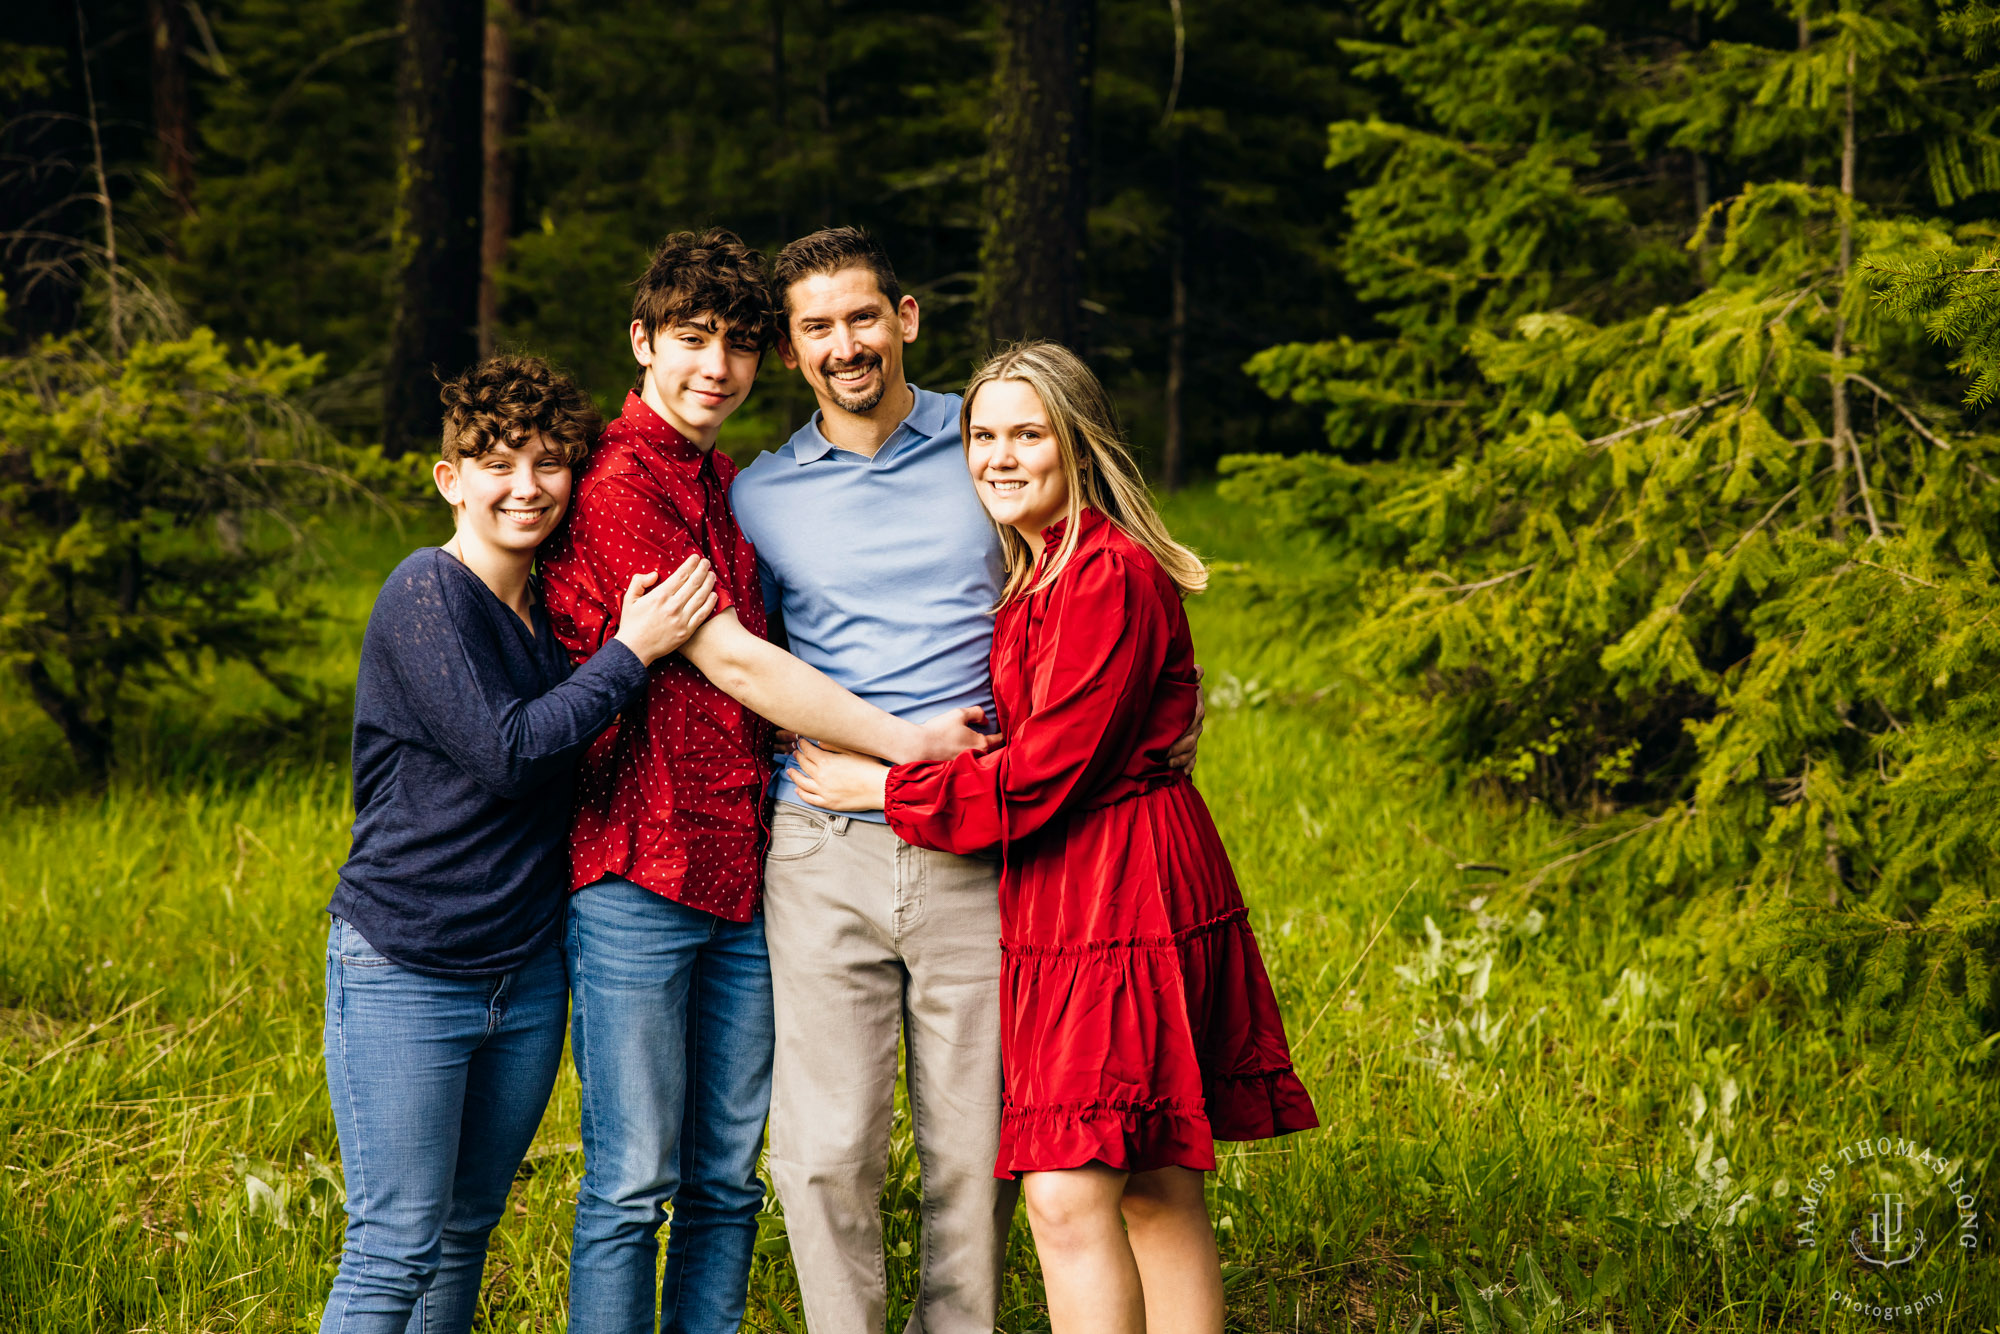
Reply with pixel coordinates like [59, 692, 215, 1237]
[1245, 0, 1689, 460]
[1231, 0, 2000, 1064]
[171, 0, 399, 422]
[0, 303, 339, 777]
[1873, 228, 2000, 406]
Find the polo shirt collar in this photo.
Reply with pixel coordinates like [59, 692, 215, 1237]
[790, 384, 950, 465]
[618, 391, 707, 466]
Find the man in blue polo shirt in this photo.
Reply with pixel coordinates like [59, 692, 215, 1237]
[730, 228, 1201, 1334]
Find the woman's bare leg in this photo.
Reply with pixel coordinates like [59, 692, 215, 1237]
[1121, 1165, 1224, 1334]
[1023, 1166, 1146, 1334]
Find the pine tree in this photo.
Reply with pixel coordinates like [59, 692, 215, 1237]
[1230, 0, 2000, 1060]
[0, 293, 335, 778]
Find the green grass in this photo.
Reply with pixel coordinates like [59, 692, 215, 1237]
[1, 489, 1994, 1331]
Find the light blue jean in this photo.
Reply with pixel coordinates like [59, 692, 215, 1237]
[565, 875, 776, 1334]
[319, 915, 568, 1334]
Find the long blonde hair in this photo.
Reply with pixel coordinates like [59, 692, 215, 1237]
[961, 341, 1207, 607]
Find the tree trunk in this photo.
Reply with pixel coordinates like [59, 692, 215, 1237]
[478, 0, 518, 359]
[1163, 147, 1187, 491]
[1827, 44, 1879, 542]
[979, 0, 1096, 347]
[384, 0, 485, 458]
[21, 659, 112, 781]
[770, 0, 789, 239]
[146, 0, 194, 219]
[1162, 233, 1186, 490]
[1798, 5, 1812, 182]
[1687, 13, 1706, 257]
[72, 0, 123, 353]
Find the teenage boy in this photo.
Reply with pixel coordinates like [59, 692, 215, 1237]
[321, 355, 716, 1334]
[537, 229, 990, 1334]
[729, 228, 1203, 1334]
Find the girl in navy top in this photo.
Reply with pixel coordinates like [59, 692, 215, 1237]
[320, 356, 716, 1334]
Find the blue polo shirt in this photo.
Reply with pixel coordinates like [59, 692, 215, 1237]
[730, 385, 1003, 820]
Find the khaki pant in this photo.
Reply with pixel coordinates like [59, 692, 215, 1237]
[761, 802, 1017, 1334]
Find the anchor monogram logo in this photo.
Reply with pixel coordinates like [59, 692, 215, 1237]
[1849, 1192, 1926, 1269]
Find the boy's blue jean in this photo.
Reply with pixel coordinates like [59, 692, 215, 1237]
[319, 915, 567, 1334]
[565, 875, 776, 1334]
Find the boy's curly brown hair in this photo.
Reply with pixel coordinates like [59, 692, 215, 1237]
[631, 228, 778, 353]
[438, 355, 601, 467]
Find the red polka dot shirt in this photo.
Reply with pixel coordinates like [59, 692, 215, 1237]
[539, 392, 773, 921]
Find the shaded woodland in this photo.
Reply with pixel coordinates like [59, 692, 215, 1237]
[2, 0, 1354, 471]
[8, 0, 2000, 1057]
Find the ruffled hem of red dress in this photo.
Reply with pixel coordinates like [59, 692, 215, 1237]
[995, 1100, 1217, 1179]
[1204, 1065, 1321, 1142]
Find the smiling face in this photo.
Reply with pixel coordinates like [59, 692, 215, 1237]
[779, 266, 920, 417]
[632, 315, 763, 448]
[433, 433, 574, 556]
[965, 377, 1071, 544]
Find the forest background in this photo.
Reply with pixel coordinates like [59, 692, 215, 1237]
[5, 0, 2000, 1330]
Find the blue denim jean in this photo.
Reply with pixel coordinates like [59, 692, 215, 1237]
[565, 876, 776, 1334]
[319, 915, 568, 1334]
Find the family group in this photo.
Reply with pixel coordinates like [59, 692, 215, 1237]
[321, 225, 1318, 1334]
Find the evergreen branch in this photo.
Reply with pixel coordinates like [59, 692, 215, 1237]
[1852, 558, 1938, 588]
[1417, 565, 1536, 597]
[261, 27, 405, 133]
[1852, 435, 1885, 541]
[1673, 486, 1805, 612]
[1587, 392, 1743, 449]
[1846, 373, 1954, 451]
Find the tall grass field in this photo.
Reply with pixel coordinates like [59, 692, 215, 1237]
[1, 488, 1993, 1332]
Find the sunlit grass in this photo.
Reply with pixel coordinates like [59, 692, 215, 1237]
[1, 491, 1993, 1331]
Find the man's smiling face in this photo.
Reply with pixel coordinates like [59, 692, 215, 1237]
[779, 267, 920, 416]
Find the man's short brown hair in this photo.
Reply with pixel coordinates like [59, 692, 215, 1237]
[772, 226, 902, 325]
[439, 354, 601, 467]
[632, 228, 778, 352]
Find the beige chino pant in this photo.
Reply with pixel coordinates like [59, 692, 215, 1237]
[761, 802, 1017, 1334]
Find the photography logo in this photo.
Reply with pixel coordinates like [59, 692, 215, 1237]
[1787, 1133, 1983, 1326]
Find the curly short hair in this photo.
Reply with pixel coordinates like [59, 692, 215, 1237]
[772, 226, 901, 325]
[632, 228, 778, 352]
[438, 355, 601, 467]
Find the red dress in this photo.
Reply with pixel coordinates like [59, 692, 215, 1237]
[884, 508, 1319, 1177]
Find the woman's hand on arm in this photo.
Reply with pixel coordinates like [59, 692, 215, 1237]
[787, 740, 890, 812]
[612, 555, 718, 665]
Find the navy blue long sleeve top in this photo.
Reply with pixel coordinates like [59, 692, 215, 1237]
[331, 547, 649, 975]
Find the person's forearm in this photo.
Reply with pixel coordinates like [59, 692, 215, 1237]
[685, 629, 924, 763]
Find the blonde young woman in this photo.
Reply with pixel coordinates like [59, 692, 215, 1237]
[790, 341, 1318, 1333]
